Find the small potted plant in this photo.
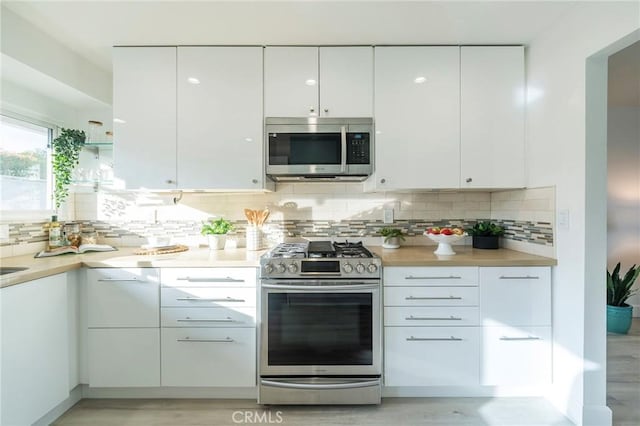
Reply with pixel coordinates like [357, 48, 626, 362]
[201, 217, 234, 250]
[466, 221, 504, 249]
[607, 262, 639, 334]
[380, 227, 405, 249]
[52, 128, 86, 210]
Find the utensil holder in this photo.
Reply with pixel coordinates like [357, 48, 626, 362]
[246, 226, 263, 251]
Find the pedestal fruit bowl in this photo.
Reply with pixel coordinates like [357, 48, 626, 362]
[424, 227, 467, 255]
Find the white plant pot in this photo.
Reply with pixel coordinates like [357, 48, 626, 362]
[207, 234, 227, 250]
[382, 236, 401, 249]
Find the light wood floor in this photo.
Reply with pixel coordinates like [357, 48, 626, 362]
[53, 319, 640, 426]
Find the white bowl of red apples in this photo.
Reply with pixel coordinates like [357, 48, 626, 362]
[423, 227, 467, 255]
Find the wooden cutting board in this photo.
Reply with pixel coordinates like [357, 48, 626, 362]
[134, 245, 189, 255]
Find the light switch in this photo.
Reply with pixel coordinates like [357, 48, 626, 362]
[558, 209, 570, 230]
[383, 209, 394, 224]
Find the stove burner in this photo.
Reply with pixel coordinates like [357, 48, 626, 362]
[269, 242, 307, 258]
[267, 240, 373, 259]
[333, 240, 374, 258]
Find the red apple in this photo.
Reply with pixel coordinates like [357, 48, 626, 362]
[440, 228, 453, 235]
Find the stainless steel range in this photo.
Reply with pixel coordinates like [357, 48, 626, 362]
[258, 241, 382, 405]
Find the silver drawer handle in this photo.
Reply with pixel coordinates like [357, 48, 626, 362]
[405, 275, 462, 280]
[176, 297, 246, 302]
[500, 336, 541, 341]
[177, 277, 245, 283]
[499, 275, 539, 280]
[177, 317, 239, 323]
[406, 336, 463, 341]
[261, 379, 379, 390]
[98, 278, 145, 282]
[406, 315, 462, 321]
[177, 337, 234, 343]
[405, 296, 462, 300]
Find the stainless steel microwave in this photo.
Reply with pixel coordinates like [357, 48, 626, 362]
[265, 117, 373, 182]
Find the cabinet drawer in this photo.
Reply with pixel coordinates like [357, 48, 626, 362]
[481, 326, 551, 386]
[161, 327, 256, 387]
[161, 307, 256, 327]
[384, 326, 479, 386]
[87, 268, 160, 328]
[161, 287, 256, 307]
[88, 328, 160, 387]
[161, 268, 256, 287]
[480, 267, 551, 326]
[384, 267, 478, 286]
[385, 307, 479, 326]
[384, 286, 478, 306]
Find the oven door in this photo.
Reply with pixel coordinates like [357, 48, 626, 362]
[260, 281, 381, 376]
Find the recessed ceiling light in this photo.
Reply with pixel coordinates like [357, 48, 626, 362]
[187, 77, 200, 85]
[113, 118, 126, 124]
[305, 79, 317, 86]
[414, 76, 427, 84]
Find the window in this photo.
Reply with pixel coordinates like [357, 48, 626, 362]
[0, 115, 53, 211]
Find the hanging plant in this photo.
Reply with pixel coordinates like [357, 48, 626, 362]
[52, 128, 85, 209]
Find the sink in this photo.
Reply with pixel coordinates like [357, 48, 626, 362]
[0, 267, 28, 276]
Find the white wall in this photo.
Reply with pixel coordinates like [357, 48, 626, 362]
[526, 2, 639, 425]
[607, 106, 640, 313]
[0, 80, 77, 127]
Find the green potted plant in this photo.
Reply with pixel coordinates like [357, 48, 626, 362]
[607, 262, 639, 334]
[380, 227, 405, 249]
[466, 221, 505, 249]
[201, 217, 234, 250]
[52, 128, 86, 210]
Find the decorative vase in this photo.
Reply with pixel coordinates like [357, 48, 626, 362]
[607, 304, 633, 334]
[382, 236, 400, 249]
[207, 234, 226, 250]
[472, 235, 500, 249]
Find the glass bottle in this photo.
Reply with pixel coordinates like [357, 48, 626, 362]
[48, 215, 64, 249]
[87, 120, 103, 143]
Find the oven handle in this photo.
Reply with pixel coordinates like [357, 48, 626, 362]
[261, 283, 379, 291]
[260, 379, 379, 390]
[340, 125, 347, 173]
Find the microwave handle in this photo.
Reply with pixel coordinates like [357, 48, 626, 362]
[340, 126, 347, 173]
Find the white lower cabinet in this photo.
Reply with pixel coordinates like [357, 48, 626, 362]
[161, 327, 256, 387]
[88, 328, 160, 387]
[385, 327, 480, 386]
[1, 274, 70, 426]
[160, 267, 257, 388]
[481, 326, 552, 386]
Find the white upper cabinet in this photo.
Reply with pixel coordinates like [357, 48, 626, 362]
[177, 47, 264, 189]
[460, 46, 525, 188]
[373, 46, 460, 190]
[319, 47, 373, 117]
[264, 46, 373, 117]
[113, 47, 177, 190]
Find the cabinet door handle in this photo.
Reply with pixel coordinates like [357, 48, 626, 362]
[499, 336, 541, 341]
[166, 179, 175, 184]
[177, 337, 234, 343]
[406, 336, 463, 342]
[405, 296, 462, 300]
[98, 278, 145, 282]
[465, 177, 472, 183]
[499, 275, 539, 280]
[406, 315, 462, 321]
[176, 297, 245, 302]
[405, 275, 462, 280]
[177, 317, 239, 323]
[176, 277, 245, 283]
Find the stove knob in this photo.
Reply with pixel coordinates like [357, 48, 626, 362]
[343, 263, 354, 273]
[264, 263, 274, 274]
[276, 263, 286, 274]
[367, 263, 378, 273]
[355, 263, 366, 274]
[287, 263, 298, 273]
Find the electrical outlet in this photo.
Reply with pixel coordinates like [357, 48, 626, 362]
[558, 209, 570, 230]
[383, 209, 394, 224]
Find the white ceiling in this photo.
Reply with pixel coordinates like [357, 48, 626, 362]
[3, 1, 578, 73]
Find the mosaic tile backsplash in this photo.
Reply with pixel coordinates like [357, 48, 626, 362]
[1, 218, 553, 248]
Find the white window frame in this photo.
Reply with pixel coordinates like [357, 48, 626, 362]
[0, 111, 57, 222]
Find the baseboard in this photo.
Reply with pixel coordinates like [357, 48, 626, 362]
[382, 385, 547, 397]
[33, 385, 82, 426]
[81, 384, 257, 399]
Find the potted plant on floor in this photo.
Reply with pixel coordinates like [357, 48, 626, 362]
[201, 217, 234, 250]
[607, 262, 639, 334]
[380, 227, 405, 249]
[467, 221, 504, 249]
